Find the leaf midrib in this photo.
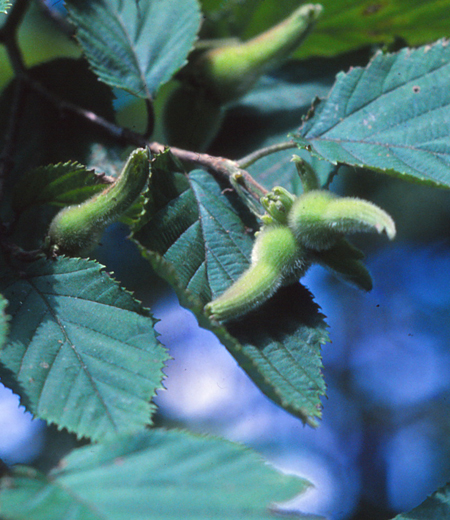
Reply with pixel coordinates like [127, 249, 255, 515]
[25, 277, 119, 432]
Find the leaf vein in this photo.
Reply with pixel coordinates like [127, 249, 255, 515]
[26, 278, 118, 431]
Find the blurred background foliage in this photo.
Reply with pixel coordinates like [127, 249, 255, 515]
[1, 1, 450, 519]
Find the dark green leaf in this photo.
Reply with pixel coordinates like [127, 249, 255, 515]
[214, 61, 340, 192]
[0, 294, 8, 350]
[12, 162, 108, 214]
[0, 58, 116, 179]
[295, 40, 450, 188]
[0, 256, 168, 441]
[393, 482, 450, 519]
[66, 0, 202, 98]
[133, 153, 328, 425]
[0, 430, 311, 520]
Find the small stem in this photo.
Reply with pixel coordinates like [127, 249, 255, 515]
[0, 457, 10, 477]
[149, 143, 268, 201]
[27, 75, 143, 144]
[0, 0, 30, 42]
[25, 75, 268, 201]
[0, 67, 268, 234]
[144, 98, 155, 139]
[1, 0, 29, 77]
[0, 78, 27, 199]
[237, 140, 297, 169]
[4, 36, 26, 75]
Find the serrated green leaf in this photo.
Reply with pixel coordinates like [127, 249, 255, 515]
[0, 0, 12, 14]
[0, 256, 168, 441]
[0, 467, 100, 520]
[0, 429, 311, 520]
[133, 153, 328, 425]
[12, 162, 108, 214]
[295, 40, 450, 188]
[392, 482, 450, 519]
[66, 0, 202, 99]
[200, 0, 450, 59]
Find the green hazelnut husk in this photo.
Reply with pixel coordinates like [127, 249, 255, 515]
[192, 4, 323, 104]
[205, 166, 397, 322]
[288, 190, 396, 250]
[205, 224, 308, 322]
[46, 148, 149, 257]
[164, 4, 322, 152]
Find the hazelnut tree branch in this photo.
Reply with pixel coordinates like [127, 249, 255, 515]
[0, 0, 277, 209]
[23, 75, 270, 201]
[237, 141, 298, 169]
[0, 0, 30, 202]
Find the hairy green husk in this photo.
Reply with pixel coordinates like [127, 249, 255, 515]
[288, 190, 396, 250]
[205, 182, 396, 323]
[197, 4, 323, 104]
[46, 148, 149, 256]
[205, 225, 308, 322]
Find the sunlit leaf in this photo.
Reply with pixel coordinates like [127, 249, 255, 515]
[0, 256, 168, 441]
[295, 40, 450, 188]
[200, 0, 450, 59]
[66, 0, 202, 98]
[0, 429, 311, 520]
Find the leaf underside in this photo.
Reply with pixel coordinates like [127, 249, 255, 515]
[0, 256, 168, 441]
[133, 152, 328, 426]
[0, 429, 310, 520]
[66, 0, 202, 98]
[296, 40, 450, 189]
